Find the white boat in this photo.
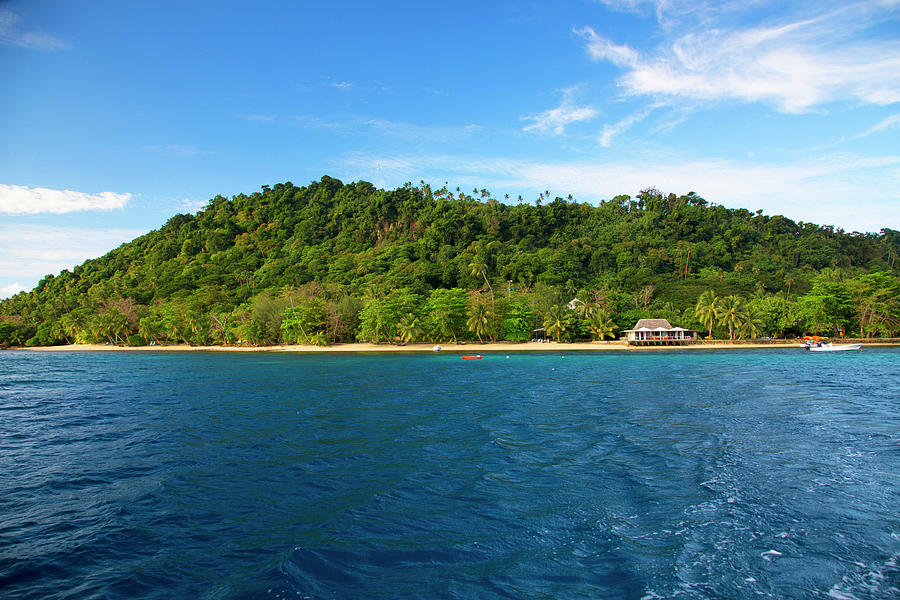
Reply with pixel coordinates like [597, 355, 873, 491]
[803, 341, 862, 352]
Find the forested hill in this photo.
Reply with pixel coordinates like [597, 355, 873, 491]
[2, 176, 899, 347]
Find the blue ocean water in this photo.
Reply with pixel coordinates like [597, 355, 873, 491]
[1, 349, 898, 600]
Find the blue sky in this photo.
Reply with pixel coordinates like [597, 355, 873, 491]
[1, 0, 899, 298]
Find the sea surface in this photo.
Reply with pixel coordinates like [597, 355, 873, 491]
[1, 349, 898, 599]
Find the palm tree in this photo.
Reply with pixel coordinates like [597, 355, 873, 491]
[738, 306, 762, 340]
[468, 259, 494, 313]
[588, 310, 616, 341]
[543, 305, 572, 343]
[59, 311, 85, 344]
[695, 290, 721, 338]
[718, 295, 744, 341]
[573, 299, 592, 321]
[466, 302, 490, 343]
[397, 314, 422, 344]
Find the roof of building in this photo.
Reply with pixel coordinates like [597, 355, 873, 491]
[633, 318, 673, 330]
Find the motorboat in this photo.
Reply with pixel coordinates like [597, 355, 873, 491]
[801, 337, 862, 352]
[807, 342, 862, 352]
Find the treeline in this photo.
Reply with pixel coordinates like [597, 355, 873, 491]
[1, 176, 898, 347]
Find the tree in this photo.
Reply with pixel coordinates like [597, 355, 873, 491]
[499, 303, 534, 342]
[468, 259, 495, 313]
[424, 288, 468, 343]
[357, 290, 390, 344]
[281, 296, 327, 345]
[718, 295, 744, 341]
[694, 290, 721, 339]
[588, 310, 616, 341]
[466, 301, 491, 343]
[397, 314, 422, 344]
[543, 305, 573, 343]
[847, 272, 900, 338]
[747, 295, 794, 338]
[737, 305, 763, 340]
[800, 275, 854, 335]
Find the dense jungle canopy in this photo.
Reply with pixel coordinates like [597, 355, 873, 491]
[2, 176, 898, 347]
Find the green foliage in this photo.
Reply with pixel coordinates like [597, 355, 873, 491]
[694, 290, 720, 339]
[747, 295, 796, 337]
[718, 295, 745, 341]
[250, 292, 288, 344]
[423, 288, 468, 343]
[543, 305, 575, 342]
[281, 297, 327, 345]
[499, 304, 535, 342]
[466, 300, 491, 343]
[587, 309, 616, 341]
[2, 176, 898, 346]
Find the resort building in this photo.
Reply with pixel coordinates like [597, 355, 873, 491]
[621, 319, 697, 346]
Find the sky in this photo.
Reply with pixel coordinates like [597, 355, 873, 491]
[1, 0, 899, 298]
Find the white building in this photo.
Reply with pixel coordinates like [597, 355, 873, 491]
[621, 319, 697, 346]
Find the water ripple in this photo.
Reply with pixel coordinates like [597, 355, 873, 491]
[0, 349, 898, 599]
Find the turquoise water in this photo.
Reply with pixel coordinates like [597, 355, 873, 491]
[1, 349, 898, 599]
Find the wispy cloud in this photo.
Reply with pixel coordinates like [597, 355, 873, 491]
[0, 282, 25, 300]
[240, 113, 482, 142]
[0, 8, 68, 51]
[579, 3, 900, 113]
[180, 198, 207, 213]
[858, 113, 900, 137]
[599, 106, 656, 146]
[341, 151, 900, 232]
[144, 144, 208, 157]
[522, 87, 599, 134]
[0, 185, 132, 215]
[575, 27, 640, 67]
[0, 225, 146, 294]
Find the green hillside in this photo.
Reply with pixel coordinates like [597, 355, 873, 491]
[2, 176, 898, 347]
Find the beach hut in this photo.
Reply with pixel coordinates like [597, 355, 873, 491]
[621, 319, 696, 346]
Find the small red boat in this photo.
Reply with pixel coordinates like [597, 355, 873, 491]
[461, 355, 482, 359]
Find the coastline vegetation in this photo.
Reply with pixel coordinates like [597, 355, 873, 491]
[1, 176, 898, 348]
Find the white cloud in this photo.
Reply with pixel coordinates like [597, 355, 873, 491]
[0, 282, 25, 300]
[0, 8, 68, 51]
[599, 107, 656, 146]
[575, 27, 640, 67]
[858, 113, 900, 137]
[180, 198, 207, 213]
[340, 151, 900, 233]
[0, 185, 132, 215]
[522, 87, 599, 134]
[580, 3, 900, 113]
[0, 225, 146, 294]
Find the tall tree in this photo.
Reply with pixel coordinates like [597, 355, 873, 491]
[695, 290, 721, 339]
[466, 301, 491, 343]
[588, 310, 616, 341]
[543, 305, 572, 343]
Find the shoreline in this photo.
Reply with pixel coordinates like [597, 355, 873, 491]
[13, 340, 900, 353]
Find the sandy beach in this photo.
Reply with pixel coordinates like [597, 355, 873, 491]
[18, 339, 896, 353]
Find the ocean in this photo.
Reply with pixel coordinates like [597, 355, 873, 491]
[1, 349, 898, 599]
